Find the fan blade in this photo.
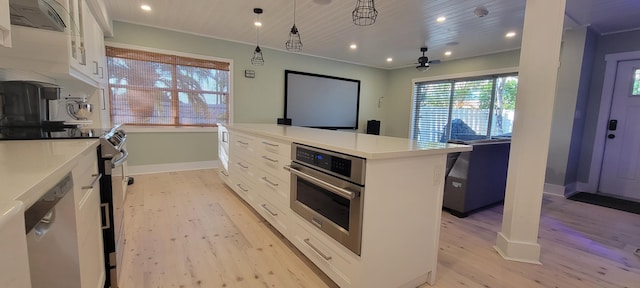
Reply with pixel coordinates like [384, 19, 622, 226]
[429, 59, 441, 64]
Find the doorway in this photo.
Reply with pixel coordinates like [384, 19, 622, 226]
[598, 59, 640, 201]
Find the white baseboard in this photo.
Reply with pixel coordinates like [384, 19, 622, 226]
[128, 160, 218, 175]
[576, 181, 591, 193]
[543, 183, 565, 197]
[494, 232, 542, 264]
[543, 182, 579, 198]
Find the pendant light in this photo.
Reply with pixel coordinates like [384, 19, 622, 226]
[285, 0, 302, 52]
[251, 8, 264, 66]
[352, 0, 378, 26]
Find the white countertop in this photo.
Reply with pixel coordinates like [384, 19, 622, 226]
[0, 139, 100, 207]
[224, 124, 472, 159]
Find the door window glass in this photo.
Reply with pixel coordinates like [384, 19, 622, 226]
[633, 69, 640, 96]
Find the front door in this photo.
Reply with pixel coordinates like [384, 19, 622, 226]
[599, 59, 640, 201]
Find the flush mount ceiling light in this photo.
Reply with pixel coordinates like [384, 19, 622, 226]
[506, 31, 517, 38]
[285, 0, 303, 52]
[436, 16, 446, 23]
[251, 8, 264, 66]
[352, 0, 378, 26]
[140, 4, 151, 11]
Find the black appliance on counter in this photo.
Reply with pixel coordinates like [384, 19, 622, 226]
[444, 138, 511, 217]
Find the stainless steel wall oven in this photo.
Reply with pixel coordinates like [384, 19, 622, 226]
[288, 143, 365, 255]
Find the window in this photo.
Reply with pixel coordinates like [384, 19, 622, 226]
[633, 69, 640, 96]
[411, 74, 518, 143]
[106, 46, 231, 127]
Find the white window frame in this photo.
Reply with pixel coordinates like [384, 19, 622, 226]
[409, 67, 518, 140]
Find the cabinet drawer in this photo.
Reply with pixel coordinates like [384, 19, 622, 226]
[253, 194, 290, 237]
[255, 169, 289, 210]
[292, 216, 358, 288]
[230, 158, 257, 180]
[231, 174, 255, 204]
[255, 151, 291, 181]
[230, 132, 257, 159]
[258, 137, 291, 157]
[217, 167, 231, 186]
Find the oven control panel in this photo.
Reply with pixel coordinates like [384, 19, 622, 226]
[296, 147, 352, 178]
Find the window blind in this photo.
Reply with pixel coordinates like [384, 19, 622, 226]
[106, 46, 230, 127]
[411, 74, 518, 143]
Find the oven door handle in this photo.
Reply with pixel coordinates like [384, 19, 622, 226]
[285, 165, 358, 200]
[111, 149, 129, 168]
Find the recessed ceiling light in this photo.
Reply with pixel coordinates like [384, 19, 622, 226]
[254, 21, 262, 27]
[386, 58, 393, 62]
[506, 31, 517, 38]
[350, 44, 357, 50]
[444, 51, 452, 56]
[140, 4, 151, 11]
[436, 16, 446, 23]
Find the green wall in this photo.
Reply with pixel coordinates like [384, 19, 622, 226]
[108, 21, 388, 166]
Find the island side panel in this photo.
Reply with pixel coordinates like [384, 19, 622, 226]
[360, 153, 446, 287]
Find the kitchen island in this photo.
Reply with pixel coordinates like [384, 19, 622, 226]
[218, 124, 471, 288]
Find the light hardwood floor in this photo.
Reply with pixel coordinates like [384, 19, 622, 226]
[119, 169, 640, 288]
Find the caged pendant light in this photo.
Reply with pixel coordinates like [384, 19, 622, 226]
[352, 0, 378, 26]
[285, 0, 303, 52]
[251, 8, 265, 66]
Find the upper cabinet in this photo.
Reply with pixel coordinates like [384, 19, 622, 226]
[0, 0, 11, 47]
[0, 0, 107, 87]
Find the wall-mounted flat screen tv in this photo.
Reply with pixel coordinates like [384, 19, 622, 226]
[284, 70, 360, 130]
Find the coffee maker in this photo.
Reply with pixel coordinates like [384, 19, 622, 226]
[0, 80, 61, 127]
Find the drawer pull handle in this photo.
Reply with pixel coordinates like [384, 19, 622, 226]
[261, 141, 279, 147]
[82, 173, 102, 190]
[261, 177, 279, 187]
[261, 155, 278, 163]
[303, 238, 332, 260]
[221, 170, 229, 177]
[261, 204, 278, 216]
[237, 162, 249, 169]
[237, 140, 249, 145]
[236, 184, 249, 192]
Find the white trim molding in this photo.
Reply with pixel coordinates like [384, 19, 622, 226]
[586, 50, 640, 193]
[543, 183, 565, 197]
[412, 67, 519, 84]
[128, 160, 218, 175]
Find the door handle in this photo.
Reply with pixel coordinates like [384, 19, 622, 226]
[608, 119, 618, 131]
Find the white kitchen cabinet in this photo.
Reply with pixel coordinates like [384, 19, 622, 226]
[0, 0, 105, 87]
[222, 131, 292, 237]
[72, 147, 105, 288]
[0, 0, 11, 47]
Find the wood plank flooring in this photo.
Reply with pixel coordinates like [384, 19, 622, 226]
[119, 169, 640, 288]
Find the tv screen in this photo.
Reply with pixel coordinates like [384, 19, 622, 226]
[284, 70, 360, 130]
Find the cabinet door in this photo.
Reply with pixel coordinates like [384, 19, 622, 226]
[0, 0, 11, 47]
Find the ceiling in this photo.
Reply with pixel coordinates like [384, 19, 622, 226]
[106, 0, 640, 69]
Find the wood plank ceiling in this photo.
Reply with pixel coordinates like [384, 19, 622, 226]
[107, 0, 640, 69]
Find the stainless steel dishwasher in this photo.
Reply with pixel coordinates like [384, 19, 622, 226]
[25, 173, 81, 288]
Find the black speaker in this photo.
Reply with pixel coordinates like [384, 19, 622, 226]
[366, 120, 380, 135]
[277, 118, 292, 125]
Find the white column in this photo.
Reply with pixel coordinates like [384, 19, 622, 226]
[495, 0, 566, 263]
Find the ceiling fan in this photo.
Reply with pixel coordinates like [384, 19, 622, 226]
[416, 47, 440, 72]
